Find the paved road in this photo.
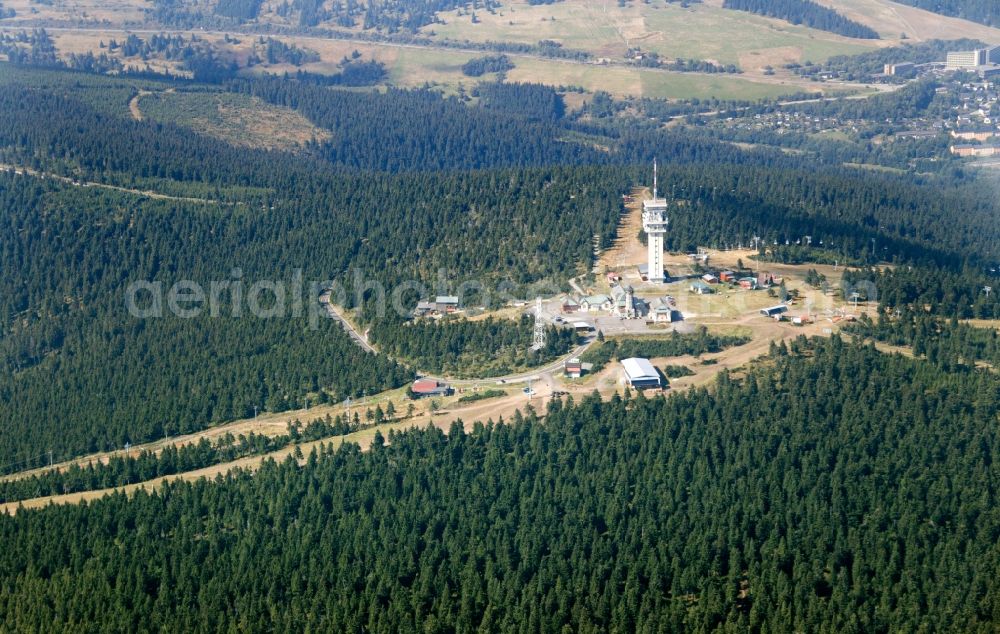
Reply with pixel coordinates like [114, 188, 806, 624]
[443, 336, 596, 387]
[319, 291, 378, 355]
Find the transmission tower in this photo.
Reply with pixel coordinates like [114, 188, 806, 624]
[532, 297, 546, 351]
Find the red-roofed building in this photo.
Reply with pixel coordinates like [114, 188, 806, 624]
[564, 357, 582, 378]
[411, 378, 452, 398]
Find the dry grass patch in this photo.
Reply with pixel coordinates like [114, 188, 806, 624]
[138, 91, 331, 150]
[810, 0, 1000, 42]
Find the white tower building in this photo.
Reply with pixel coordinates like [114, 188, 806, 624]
[642, 160, 668, 283]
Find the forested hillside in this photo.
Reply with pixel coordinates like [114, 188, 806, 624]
[370, 315, 577, 376]
[2, 63, 1000, 467]
[0, 158, 628, 466]
[228, 77, 594, 170]
[892, 0, 999, 27]
[151, 0, 503, 29]
[0, 67, 632, 466]
[1, 338, 998, 630]
[842, 265, 1000, 319]
[722, 0, 880, 39]
[3, 11, 1000, 627]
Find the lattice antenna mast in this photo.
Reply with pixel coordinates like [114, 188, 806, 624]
[532, 297, 546, 350]
[653, 157, 658, 199]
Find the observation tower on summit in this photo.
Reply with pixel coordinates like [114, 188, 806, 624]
[642, 160, 669, 283]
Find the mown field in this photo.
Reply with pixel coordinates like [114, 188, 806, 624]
[2, 26, 851, 101]
[424, 0, 880, 66]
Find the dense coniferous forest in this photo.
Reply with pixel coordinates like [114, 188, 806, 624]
[793, 79, 939, 122]
[0, 435, 286, 502]
[3, 12, 1000, 625]
[152, 0, 501, 30]
[0, 174, 411, 466]
[3, 63, 1000, 467]
[847, 312, 1000, 371]
[892, 0, 999, 26]
[841, 266, 1000, 319]
[0, 415, 365, 503]
[722, 0, 880, 39]
[214, 0, 263, 21]
[461, 54, 514, 77]
[0, 161, 626, 466]
[1, 339, 999, 630]
[227, 77, 597, 170]
[473, 81, 566, 121]
[370, 316, 577, 376]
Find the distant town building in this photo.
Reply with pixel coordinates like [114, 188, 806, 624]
[896, 129, 941, 139]
[760, 305, 788, 318]
[951, 130, 997, 142]
[978, 66, 1000, 80]
[883, 62, 914, 76]
[951, 144, 1000, 157]
[621, 358, 661, 389]
[947, 49, 988, 69]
